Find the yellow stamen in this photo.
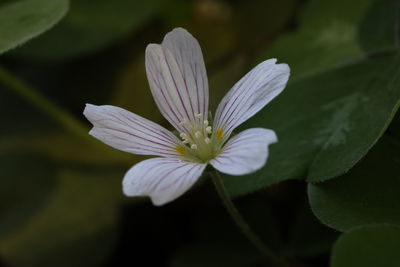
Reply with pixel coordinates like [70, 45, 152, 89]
[215, 128, 224, 140]
[175, 145, 186, 156]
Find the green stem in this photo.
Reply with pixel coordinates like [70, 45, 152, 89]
[0, 66, 126, 159]
[0, 66, 146, 164]
[211, 169, 289, 266]
[0, 66, 89, 138]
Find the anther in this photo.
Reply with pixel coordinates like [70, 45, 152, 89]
[205, 138, 210, 144]
[195, 131, 201, 138]
[182, 139, 189, 144]
[195, 113, 202, 118]
[203, 120, 209, 126]
[180, 132, 187, 139]
[206, 126, 212, 134]
[191, 144, 197, 150]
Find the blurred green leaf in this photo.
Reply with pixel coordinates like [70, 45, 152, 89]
[233, 0, 299, 51]
[308, 137, 400, 232]
[12, 0, 165, 61]
[287, 202, 338, 256]
[163, 1, 236, 64]
[0, 0, 68, 55]
[163, 0, 298, 66]
[331, 225, 400, 267]
[259, 0, 376, 80]
[358, 0, 400, 52]
[0, 87, 134, 265]
[224, 0, 400, 196]
[185, 22, 236, 65]
[0, 153, 57, 237]
[0, 167, 124, 267]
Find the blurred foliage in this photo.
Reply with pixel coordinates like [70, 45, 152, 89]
[11, 0, 166, 61]
[1, 167, 123, 267]
[331, 225, 400, 267]
[0, 0, 400, 266]
[0, 153, 57, 236]
[0, 0, 68, 54]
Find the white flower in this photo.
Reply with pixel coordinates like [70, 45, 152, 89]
[83, 28, 290, 206]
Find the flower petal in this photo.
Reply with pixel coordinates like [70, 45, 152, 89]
[123, 158, 206, 206]
[84, 104, 182, 157]
[213, 59, 289, 140]
[145, 28, 209, 132]
[211, 128, 277, 175]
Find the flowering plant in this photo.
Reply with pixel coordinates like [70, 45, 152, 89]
[84, 28, 289, 205]
[1, 0, 399, 265]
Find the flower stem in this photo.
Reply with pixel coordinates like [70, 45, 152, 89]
[0, 66, 129, 161]
[210, 169, 288, 266]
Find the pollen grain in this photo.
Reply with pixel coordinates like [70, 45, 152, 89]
[215, 128, 224, 140]
[175, 145, 186, 156]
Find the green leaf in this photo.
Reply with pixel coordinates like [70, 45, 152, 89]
[308, 137, 400, 232]
[224, 0, 400, 196]
[226, 52, 400, 196]
[12, 0, 165, 61]
[0, 0, 68, 55]
[331, 225, 400, 267]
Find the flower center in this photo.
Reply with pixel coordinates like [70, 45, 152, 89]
[175, 113, 224, 163]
